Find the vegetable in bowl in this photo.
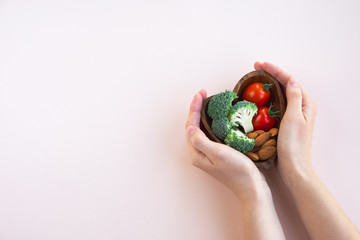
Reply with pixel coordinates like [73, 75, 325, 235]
[224, 129, 255, 154]
[207, 90, 238, 119]
[207, 90, 256, 153]
[211, 118, 232, 140]
[241, 82, 273, 107]
[228, 100, 258, 133]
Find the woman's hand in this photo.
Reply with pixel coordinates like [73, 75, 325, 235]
[254, 62, 318, 183]
[185, 89, 286, 240]
[255, 62, 360, 240]
[185, 89, 269, 201]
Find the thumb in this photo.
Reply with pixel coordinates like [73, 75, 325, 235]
[285, 77, 303, 116]
[187, 126, 218, 158]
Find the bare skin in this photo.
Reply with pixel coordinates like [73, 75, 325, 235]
[254, 62, 360, 240]
[185, 62, 360, 239]
[185, 90, 285, 240]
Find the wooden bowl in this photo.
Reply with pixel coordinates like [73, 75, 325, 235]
[200, 70, 287, 169]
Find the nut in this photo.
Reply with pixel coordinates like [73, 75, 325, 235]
[247, 132, 258, 139]
[251, 146, 261, 153]
[245, 152, 259, 161]
[262, 139, 277, 147]
[254, 130, 265, 135]
[258, 147, 276, 160]
[254, 132, 271, 147]
[269, 128, 279, 137]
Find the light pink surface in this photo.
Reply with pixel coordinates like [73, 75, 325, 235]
[0, 0, 360, 239]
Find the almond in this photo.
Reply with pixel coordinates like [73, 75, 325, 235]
[269, 128, 279, 137]
[247, 132, 258, 139]
[245, 152, 259, 161]
[262, 139, 277, 147]
[251, 146, 261, 153]
[254, 130, 265, 135]
[254, 132, 271, 147]
[258, 147, 276, 160]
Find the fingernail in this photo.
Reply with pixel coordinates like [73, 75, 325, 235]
[187, 126, 196, 137]
[289, 78, 298, 87]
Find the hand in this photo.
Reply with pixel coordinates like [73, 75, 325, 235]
[254, 62, 318, 182]
[185, 89, 269, 201]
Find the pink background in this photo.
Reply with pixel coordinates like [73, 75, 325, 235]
[0, 0, 359, 239]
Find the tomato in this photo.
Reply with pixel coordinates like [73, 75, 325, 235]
[242, 83, 273, 107]
[252, 104, 280, 131]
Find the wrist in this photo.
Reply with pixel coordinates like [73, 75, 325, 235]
[235, 171, 271, 203]
[279, 163, 316, 190]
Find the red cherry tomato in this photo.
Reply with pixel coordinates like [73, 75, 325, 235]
[242, 83, 273, 107]
[252, 104, 279, 131]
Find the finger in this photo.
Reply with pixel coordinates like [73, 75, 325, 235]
[255, 61, 317, 123]
[254, 61, 264, 71]
[185, 126, 215, 169]
[287, 79, 317, 124]
[190, 148, 214, 171]
[254, 62, 317, 125]
[256, 61, 305, 101]
[285, 78, 304, 118]
[261, 62, 292, 87]
[199, 89, 207, 99]
[187, 126, 219, 160]
[185, 92, 203, 129]
[260, 62, 309, 102]
[298, 83, 318, 124]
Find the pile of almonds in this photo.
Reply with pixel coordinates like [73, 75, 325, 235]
[245, 128, 278, 161]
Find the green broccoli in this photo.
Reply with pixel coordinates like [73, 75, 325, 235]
[207, 90, 238, 119]
[228, 100, 258, 133]
[211, 118, 232, 140]
[224, 129, 255, 153]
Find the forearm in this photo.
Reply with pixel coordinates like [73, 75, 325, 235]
[283, 167, 360, 240]
[238, 181, 285, 240]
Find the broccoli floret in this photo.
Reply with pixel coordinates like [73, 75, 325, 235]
[228, 100, 258, 133]
[211, 118, 232, 140]
[207, 90, 238, 119]
[224, 129, 255, 153]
